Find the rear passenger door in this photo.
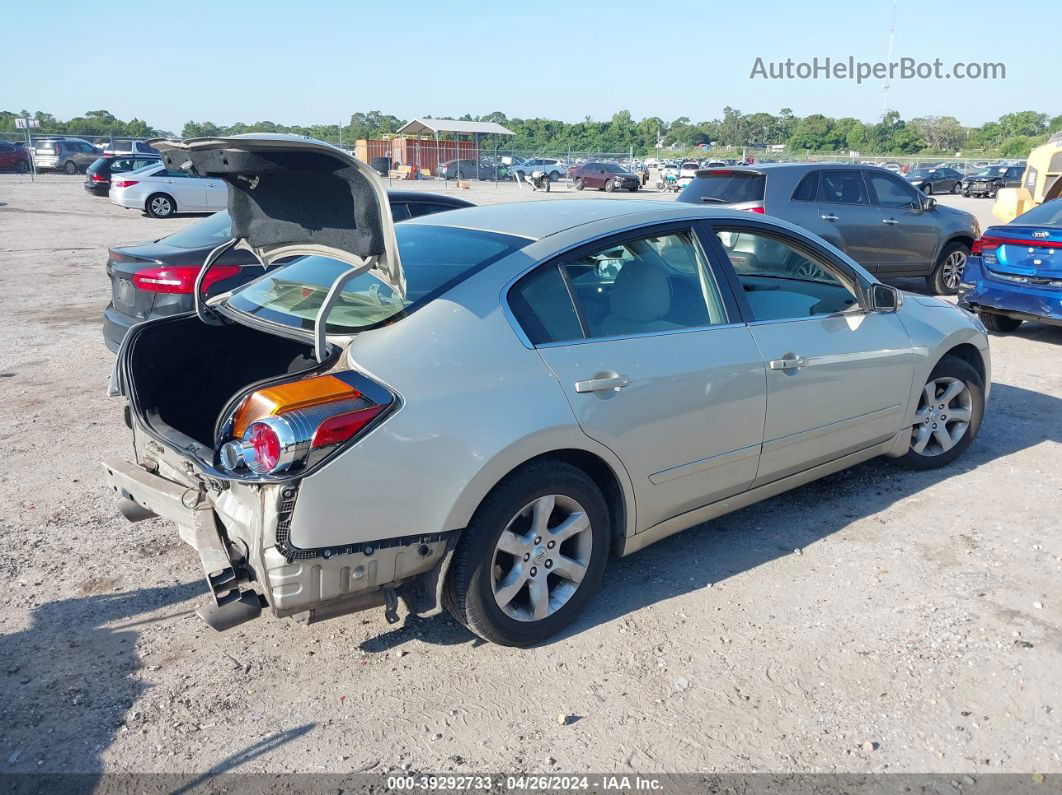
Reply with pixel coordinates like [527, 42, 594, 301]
[508, 225, 767, 532]
[815, 170, 882, 271]
[709, 221, 914, 486]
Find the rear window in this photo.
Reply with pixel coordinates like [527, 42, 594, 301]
[226, 225, 529, 334]
[677, 170, 766, 204]
[1012, 200, 1062, 226]
[159, 211, 233, 249]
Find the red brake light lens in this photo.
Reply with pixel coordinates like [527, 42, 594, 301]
[131, 264, 241, 294]
[112, 179, 138, 188]
[248, 423, 282, 472]
[744, 206, 766, 214]
[90, 173, 108, 182]
[311, 405, 387, 449]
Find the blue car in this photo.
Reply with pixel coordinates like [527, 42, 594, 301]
[959, 199, 1062, 333]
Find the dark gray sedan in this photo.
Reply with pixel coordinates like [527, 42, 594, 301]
[677, 163, 981, 294]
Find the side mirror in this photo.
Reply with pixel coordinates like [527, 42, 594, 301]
[923, 196, 937, 211]
[869, 283, 902, 312]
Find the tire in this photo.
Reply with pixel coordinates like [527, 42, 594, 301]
[604, 179, 616, 192]
[927, 241, 969, 295]
[145, 193, 176, 218]
[896, 355, 984, 471]
[442, 460, 610, 646]
[962, 191, 970, 198]
[64, 160, 78, 175]
[988, 185, 998, 199]
[15, 160, 29, 174]
[923, 182, 933, 195]
[981, 312, 1023, 333]
[573, 178, 584, 191]
[549, 171, 561, 182]
[543, 179, 550, 193]
[951, 181, 961, 194]
[628, 184, 638, 192]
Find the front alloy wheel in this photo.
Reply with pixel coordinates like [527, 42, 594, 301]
[928, 243, 969, 295]
[443, 461, 609, 646]
[898, 356, 983, 470]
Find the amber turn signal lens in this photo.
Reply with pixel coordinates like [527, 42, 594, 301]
[232, 375, 362, 438]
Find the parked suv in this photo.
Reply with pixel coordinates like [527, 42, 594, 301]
[511, 158, 565, 181]
[677, 164, 980, 294]
[102, 140, 160, 157]
[32, 138, 101, 173]
[84, 154, 161, 195]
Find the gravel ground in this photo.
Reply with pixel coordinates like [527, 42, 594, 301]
[0, 174, 1059, 777]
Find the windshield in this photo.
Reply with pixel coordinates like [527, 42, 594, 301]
[1012, 199, 1062, 226]
[974, 167, 1006, 176]
[227, 224, 529, 334]
[161, 211, 232, 249]
[603, 164, 628, 174]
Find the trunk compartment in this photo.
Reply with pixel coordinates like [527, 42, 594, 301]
[124, 315, 325, 451]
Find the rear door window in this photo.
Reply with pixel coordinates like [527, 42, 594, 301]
[818, 171, 870, 205]
[677, 170, 766, 204]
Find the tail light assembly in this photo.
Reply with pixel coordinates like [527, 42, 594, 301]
[132, 264, 241, 294]
[217, 371, 394, 477]
[112, 179, 139, 188]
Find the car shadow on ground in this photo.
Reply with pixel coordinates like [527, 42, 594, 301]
[368, 380, 1060, 651]
[1, 581, 316, 782]
[0, 581, 201, 774]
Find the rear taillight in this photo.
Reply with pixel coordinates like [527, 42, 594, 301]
[112, 179, 139, 188]
[744, 206, 765, 214]
[90, 173, 108, 182]
[972, 234, 1060, 255]
[219, 372, 393, 476]
[131, 264, 241, 294]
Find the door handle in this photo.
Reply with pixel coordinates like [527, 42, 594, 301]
[575, 375, 630, 393]
[882, 218, 899, 225]
[769, 356, 808, 371]
[820, 213, 839, 221]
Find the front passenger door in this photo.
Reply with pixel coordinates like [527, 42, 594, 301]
[710, 223, 915, 486]
[866, 171, 941, 274]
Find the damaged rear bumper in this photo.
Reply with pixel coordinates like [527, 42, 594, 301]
[102, 453, 450, 630]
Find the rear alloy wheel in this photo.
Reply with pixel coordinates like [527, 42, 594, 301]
[443, 461, 610, 646]
[64, 160, 78, 175]
[981, 312, 1023, 333]
[898, 356, 984, 470]
[146, 193, 176, 218]
[927, 242, 969, 295]
[574, 178, 584, 191]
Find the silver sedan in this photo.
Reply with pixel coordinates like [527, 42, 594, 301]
[105, 136, 990, 646]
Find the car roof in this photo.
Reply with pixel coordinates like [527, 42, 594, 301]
[402, 198, 779, 240]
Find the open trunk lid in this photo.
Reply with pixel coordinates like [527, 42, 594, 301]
[150, 134, 403, 359]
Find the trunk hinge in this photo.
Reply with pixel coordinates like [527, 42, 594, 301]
[312, 254, 378, 363]
[193, 237, 240, 325]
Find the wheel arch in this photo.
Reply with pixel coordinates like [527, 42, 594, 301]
[443, 443, 636, 549]
[940, 233, 974, 258]
[940, 341, 986, 386]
